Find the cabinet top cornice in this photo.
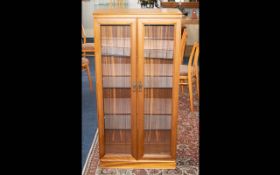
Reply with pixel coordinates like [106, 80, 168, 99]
[93, 8, 182, 17]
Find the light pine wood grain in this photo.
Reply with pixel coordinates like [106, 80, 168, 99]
[94, 9, 182, 169]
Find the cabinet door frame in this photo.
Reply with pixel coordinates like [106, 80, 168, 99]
[137, 18, 181, 160]
[94, 17, 137, 160]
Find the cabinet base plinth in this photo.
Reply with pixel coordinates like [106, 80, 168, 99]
[100, 160, 176, 169]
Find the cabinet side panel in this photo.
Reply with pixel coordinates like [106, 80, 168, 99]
[171, 19, 181, 159]
[94, 19, 105, 157]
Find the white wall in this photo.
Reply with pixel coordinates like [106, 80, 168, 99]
[82, 0, 141, 37]
[185, 24, 199, 45]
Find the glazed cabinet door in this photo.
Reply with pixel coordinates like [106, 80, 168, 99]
[137, 19, 181, 160]
[94, 18, 137, 160]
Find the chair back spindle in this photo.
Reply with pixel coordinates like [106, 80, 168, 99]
[180, 28, 188, 64]
[82, 25, 86, 44]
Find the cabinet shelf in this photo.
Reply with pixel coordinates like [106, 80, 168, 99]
[103, 98, 131, 114]
[144, 75, 172, 77]
[144, 49, 174, 59]
[101, 49, 173, 59]
[103, 98, 172, 115]
[104, 114, 171, 130]
[144, 115, 171, 129]
[102, 47, 130, 57]
[102, 63, 131, 76]
[144, 37, 174, 40]
[105, 129, 131, 154]
[103, 63, 173, 76]
[144, 98, 172, 114]
[103, 75, 131, 77]
[103, 87, 131, 89]
[104, 115, 131, 129]
[144, 40, 174, 58]
[144, 77, 173, 88]
[144, 39, 174, 49]
[145, 57, 173, 63]
[144, 130, 171, 154]
[104, 130, 171, 144]
[102, 55, 131, 63]
[101, 36, 131, 56]
[102, 76, 173, 88]
[102, 77, 131, 88]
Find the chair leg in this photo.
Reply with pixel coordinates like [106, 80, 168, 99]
[188, 72, 194, 112]
[180, 79, 184, 94]
[195, 68, 199, 97]
[86, 64, 93, 93]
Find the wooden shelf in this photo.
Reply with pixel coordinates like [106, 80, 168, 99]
[160, 2, 199, 8]
[103, 98, 172, 115]
[144, 115, 171, 129]
[102, 47, 130, 56]
[144, 49, 174, 59]
[102, 76, 173, 88]
[104, 115, 172, 130]
[105, 129, 132, 154]
[144, 77, 173, 88]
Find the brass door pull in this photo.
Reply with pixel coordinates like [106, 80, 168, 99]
[138, 81, 142, 92]
[132, 82, 137, 92]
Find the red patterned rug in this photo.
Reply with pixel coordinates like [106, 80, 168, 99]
[83, 89, 199, 175]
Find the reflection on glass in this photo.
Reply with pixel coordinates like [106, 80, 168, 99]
[143, 25, 174, 155]
[101, 25, 132, 154]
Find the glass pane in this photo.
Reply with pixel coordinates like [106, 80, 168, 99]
[101, 25, 132, 154]
[143, 25, 174, 155]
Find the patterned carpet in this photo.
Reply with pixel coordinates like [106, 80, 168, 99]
[83, 87, 199, 175]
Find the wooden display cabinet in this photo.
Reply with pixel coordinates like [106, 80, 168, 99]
[93, 8, 182, 169]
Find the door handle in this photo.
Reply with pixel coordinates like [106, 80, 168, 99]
[138, 81, 142, 92]
[132, 82, 137, 92]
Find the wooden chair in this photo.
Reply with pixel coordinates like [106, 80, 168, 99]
[82, 25, 95, 57]
[82, 57, 93, 92]
[179, 28, 188, 93]
[179, 40, 200, 112]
